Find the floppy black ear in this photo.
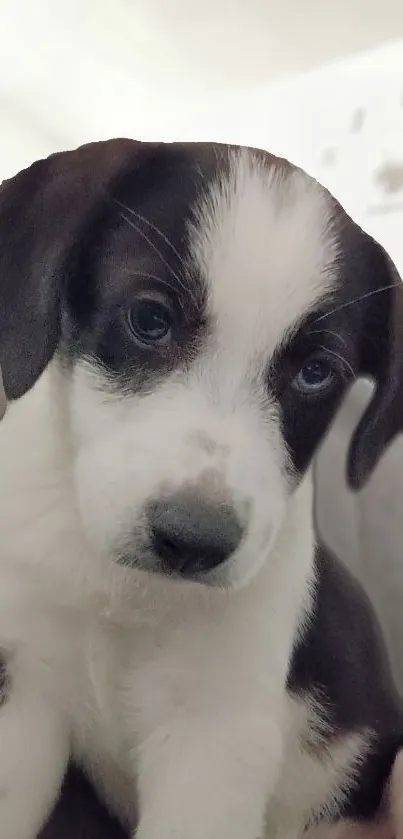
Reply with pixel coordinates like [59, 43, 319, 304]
[0, 138, 146, 401]
[347, 233, 403, 490]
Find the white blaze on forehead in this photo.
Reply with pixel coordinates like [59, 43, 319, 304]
[189, 149, 340, 363]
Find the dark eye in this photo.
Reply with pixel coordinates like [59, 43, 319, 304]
[127, 296, 174, 347]
[292, 355, 337, 395]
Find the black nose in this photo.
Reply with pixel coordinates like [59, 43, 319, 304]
[148, 490, 244, 578]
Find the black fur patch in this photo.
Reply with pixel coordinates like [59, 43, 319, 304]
[0, 652, 10, 708]
[59, 145, 217, 395]
[39, 765, 128, 839]
[288, 545, 403, 822]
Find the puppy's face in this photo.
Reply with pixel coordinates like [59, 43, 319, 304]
[1, 141, 402, 589]
[65, 150, 346, 589]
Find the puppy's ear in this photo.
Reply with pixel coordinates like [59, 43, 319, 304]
[346, 231, 403, 490]
[0, 138, 147, 401]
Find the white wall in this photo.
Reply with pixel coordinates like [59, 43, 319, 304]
[1, 2, 403, 268]
[5, 0, 403, 94]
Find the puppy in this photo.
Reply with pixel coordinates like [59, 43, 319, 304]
[0, 140, 402, 839]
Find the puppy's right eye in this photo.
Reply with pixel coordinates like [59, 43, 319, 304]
[291, 354, 338, 396]
[127, 294, 175, 348]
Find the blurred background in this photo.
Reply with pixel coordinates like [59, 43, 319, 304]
[2, 0, 403, 681]
[2, 1, 403, 266]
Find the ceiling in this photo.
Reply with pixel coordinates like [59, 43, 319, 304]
[4, 0, 403, 107]
[1, 0, 403, 269]
[86, 0, 403, 92]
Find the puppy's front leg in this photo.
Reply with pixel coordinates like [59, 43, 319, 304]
[135, 712, 282, 839]
[0, 664, 69, 839]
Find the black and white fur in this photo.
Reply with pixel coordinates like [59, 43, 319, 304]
[0, 140, 402, 839]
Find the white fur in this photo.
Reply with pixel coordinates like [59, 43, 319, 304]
[0, 151, 367, 838]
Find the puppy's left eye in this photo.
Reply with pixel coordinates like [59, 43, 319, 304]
[292, 355, 337, 395]
[127, 295, 175, 347]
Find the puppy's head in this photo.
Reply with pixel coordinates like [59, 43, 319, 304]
[0, 140, 402, 588]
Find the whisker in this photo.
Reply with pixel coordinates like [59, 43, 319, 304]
[112, 197, 189, 282]
[123, 270, 175, 286]
[194, 160, 205, 181]
[122, 270, 187, 310]
[318, 344, 355, 379]
[117, 211, 197, 306]
[315, 282, 401, 322]
[309, 329, 348, 348]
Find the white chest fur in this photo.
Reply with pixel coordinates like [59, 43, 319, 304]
[73, 619, 369, 836]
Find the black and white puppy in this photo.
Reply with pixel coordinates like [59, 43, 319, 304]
[0, 140, 402, 839]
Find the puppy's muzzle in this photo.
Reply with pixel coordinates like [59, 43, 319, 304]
[147, 489, 244, 579]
